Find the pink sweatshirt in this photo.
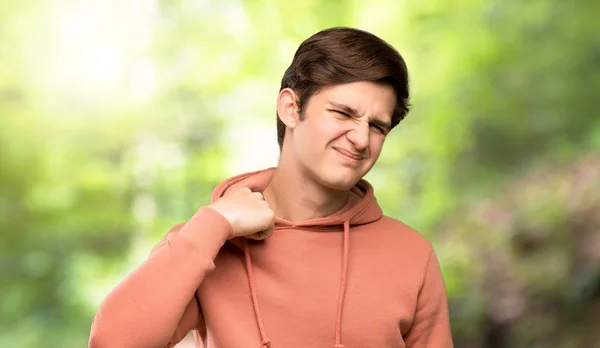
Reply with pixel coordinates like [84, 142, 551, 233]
[89, 168, 453, 348]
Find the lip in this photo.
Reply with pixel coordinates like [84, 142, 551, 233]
[333, 147, 364, 163]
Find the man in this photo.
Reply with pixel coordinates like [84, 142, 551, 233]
[89, 27, 453, 348]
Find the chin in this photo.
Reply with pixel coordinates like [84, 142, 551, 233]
[319, 168, 362, 191]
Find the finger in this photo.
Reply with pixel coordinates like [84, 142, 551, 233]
[250, 191, 265, 200]
[261, 224, 275, 239]
[237, 187, 253, 196]
[245, 233, 262, 240]
[228, 187, 251, 197]
[266, 216, 275, 231]
[262, 227, 274, 238]
[246, 230, 271, 241]
[222, 189, 236, 198]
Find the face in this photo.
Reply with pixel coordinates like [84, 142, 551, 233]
[279, 81, 396, 191]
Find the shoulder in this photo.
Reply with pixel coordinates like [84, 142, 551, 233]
[168, 222, 187, 233]
[354, 216, 439, 292]
[370, 215, 434, 259]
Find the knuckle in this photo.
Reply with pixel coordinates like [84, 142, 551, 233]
[248, 233, 261, 240]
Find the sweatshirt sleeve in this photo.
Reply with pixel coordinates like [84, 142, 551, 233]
[89, 207, 234, 348]
[404, 249, 454, 348]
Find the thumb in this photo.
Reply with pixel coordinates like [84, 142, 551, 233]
[246, 225, 274, 241]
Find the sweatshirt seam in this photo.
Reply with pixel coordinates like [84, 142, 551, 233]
[419, 246, 434, 294]
[408, 245, 433, 331]
[171, 231, 218, 269]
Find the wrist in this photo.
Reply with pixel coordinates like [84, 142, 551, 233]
[177, 207, 233, 259]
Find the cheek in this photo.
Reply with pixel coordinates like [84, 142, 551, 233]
[313, 118, 346, 145]
[369, 137, 385, 158]
[320, 116, 342, 133]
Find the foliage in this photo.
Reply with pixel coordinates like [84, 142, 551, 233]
[1, 0, 598, 347]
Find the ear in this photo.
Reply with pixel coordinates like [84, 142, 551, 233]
[277, 88, 299, 129]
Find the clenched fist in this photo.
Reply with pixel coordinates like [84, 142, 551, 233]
[208, 187, 275, 240]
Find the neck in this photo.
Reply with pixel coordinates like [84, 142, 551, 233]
[263, 164, 350, 223]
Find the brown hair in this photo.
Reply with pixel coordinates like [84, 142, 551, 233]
[276, 27, 410, 150]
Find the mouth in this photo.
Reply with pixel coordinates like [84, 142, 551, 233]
[333, 147, 364, 164]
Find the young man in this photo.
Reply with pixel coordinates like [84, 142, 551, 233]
[89, 27, 453, 348]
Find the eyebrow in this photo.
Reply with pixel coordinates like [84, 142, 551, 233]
[329, 101, 392, 131]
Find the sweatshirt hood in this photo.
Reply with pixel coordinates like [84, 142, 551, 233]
[210, 167, 383, 348]
[210, 167, 383, 227]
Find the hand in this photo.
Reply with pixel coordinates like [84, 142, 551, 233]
[208, 187, 275, 240]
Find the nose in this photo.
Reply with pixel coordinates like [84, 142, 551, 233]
[346, 122, 369, 151]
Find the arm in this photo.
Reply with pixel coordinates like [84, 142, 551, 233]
[89, 207, 233, 348]
[404, 249, 454, 348]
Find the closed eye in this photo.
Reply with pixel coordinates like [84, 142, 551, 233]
[330, 108, 389, 134]
[370, 124, 385, 133]
[332, 110, 351, 117]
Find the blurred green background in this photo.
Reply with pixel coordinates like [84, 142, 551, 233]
[1, 0, 599, 347]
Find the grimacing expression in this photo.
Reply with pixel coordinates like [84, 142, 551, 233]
[283, 81, 396, 190]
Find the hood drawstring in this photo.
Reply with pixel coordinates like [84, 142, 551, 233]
[243, 238, 271, 348]
[242, 219, 351, 348]
[333, 220, 350, 348]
